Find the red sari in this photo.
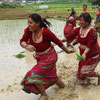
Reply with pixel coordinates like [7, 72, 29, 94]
[20, 28, 63, 94]
[67, 27, 100, 80]
[64, 16, 76, 45]
[95, 12, 100, 33]
[21, 46, 58, 94]
[20, 27, 63, 94]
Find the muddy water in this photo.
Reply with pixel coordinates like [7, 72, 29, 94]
[0, 19, 100, 100]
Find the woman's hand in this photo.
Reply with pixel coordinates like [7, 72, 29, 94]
[68, 49, 76, 53]
[67, 43, 76, 53]
[69, 38, 77, 47]
[68, 43, 74, 48]
[61, 45, 75, 54]
[81, 47, 89, 59]
[26, 45, 36, 52]
[20, 42, 36, 52]
[82, 53, 86, 60]
[62, 38, 67, 42]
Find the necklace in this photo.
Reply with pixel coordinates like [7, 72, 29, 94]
[80, 26, 91, 37]
[81, 28, 87, 36]
[32, 28, 43, 42]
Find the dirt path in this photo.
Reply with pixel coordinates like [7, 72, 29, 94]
[0, 9, 69, 20]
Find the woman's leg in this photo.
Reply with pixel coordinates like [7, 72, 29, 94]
[22, 72, 48, 100]
[35, 84, 47, 96]
[93, 73, 100, 85]
[78, 60, 100, 85]
[77, 73, 88, 85]
[30, 73, 48, 100]
[88, 62, 100, 85]
[98, 77, 100, 85]
[55, 78, 65, 88]
[35, 84, 48, 100]
[78, 79, 88, 85]
[29, 73, 48, 100]
[36, 79, 65, 100]
[78, 73, 100, 85]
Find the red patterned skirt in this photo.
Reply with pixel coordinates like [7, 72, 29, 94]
[21, 47, 58, 94]
[77, 46, 100, 80]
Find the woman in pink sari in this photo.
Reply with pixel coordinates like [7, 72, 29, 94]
[67, 13, 100, 85]
[20, 13, 74, 100]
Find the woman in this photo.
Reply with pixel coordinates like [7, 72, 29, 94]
[81, 4, 90, 15]
[70, 8, 76, 17]
[20, 13, 74, 100]
[67, 13, 100, 85]
[95, 6, 100, 34]
[62, 11, 76, 46]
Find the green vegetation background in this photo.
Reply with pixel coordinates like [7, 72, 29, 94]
[0, 0, 98, 19]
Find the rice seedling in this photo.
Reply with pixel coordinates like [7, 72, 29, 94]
[14, 51, 25, 58]
[76, 53, 84, 61]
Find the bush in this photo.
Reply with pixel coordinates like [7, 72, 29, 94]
[0, 3, 15, 8]
[91, 0, 100, 5]
[0, 3, 22, 8]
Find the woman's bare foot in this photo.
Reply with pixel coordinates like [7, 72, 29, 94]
[98, 77, 100, 85]
[79, 79, 88, 86]
[38, 95, 48, 100]
[56, 79, 65, 88]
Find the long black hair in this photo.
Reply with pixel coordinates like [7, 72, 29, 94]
[79, 13, 91, 25]
[28, 13, 52, 28]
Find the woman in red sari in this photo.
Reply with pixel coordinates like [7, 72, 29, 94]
[67, 13, 100, 85]
[20, 13, 74, 100]
[62, 11, 76, 46]
[81, 4, 90, 15]
[95, 6, 100, 34]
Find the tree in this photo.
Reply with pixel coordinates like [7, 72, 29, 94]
[25, 0, 36, 3]
[91, 0, 100, 5]
[79, 0, 83, 2]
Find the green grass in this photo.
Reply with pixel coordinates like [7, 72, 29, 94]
[0, 2, 98, 20]
[27, 3, 97, 15]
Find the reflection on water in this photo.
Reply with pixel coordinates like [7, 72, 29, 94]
[0, 19, 65, 45]
[0, 19, 27, 45]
